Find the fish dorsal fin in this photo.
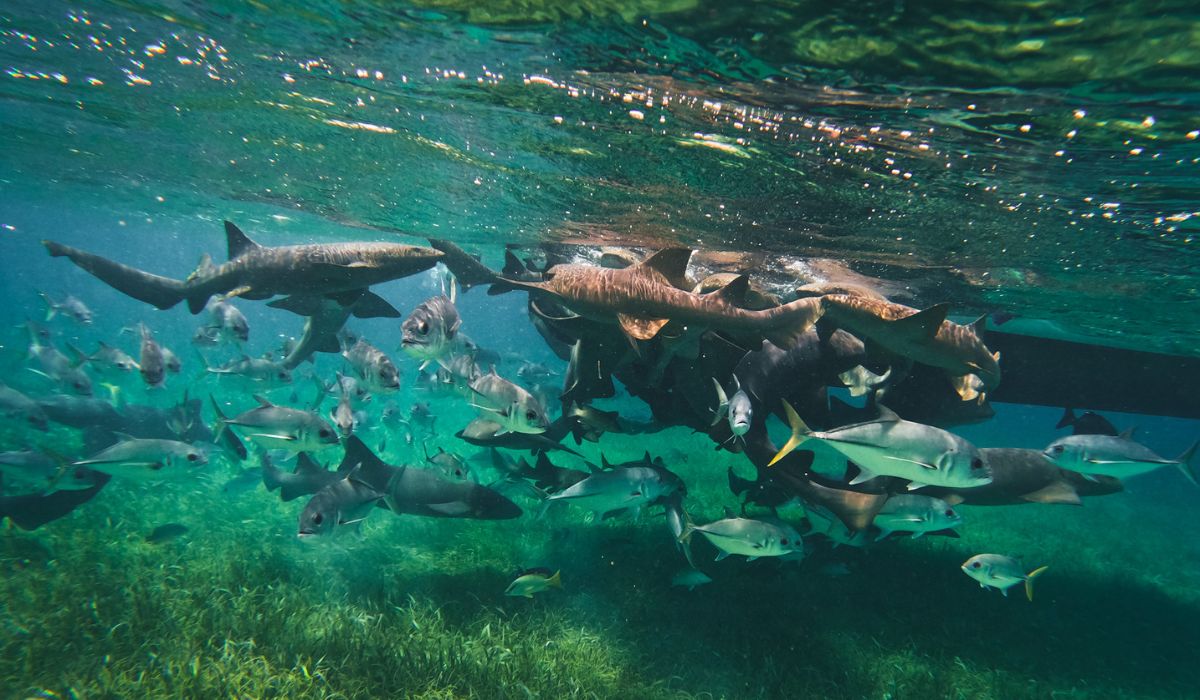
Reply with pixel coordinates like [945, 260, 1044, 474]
[224, 221, 263, 259]
[894, 303, 949, 339]
[295, 453, 324, 476]
[723, 506, 736, 519]
[617, 313, 671, 341]
[600, 454, 611, 471]
[113, 431, 139, 442]
[195, 253, 216, 277]
[636, 248, 693, 289]
[713, 274, 750, 306]
[1055, 407, 1076, 429]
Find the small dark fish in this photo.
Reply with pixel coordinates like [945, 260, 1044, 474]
[1055, 407, 1119, 437]
[145, 523, 189, 544]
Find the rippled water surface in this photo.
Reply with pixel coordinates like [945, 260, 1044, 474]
[3, 0, 1198, 349]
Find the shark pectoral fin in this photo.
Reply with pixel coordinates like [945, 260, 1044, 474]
[425, 502, 472, 517]
[905, 482, 927, 491]
[1020, 481, 1082, 505]
[848, 466, 877, 485]
[910, 531, 925, 539]
[949, 373, 985, 402]
[617, 313, 671, 341]
[745, 556, 759, 563]
[314, 335, 342, 354]
[894, 303, 949, 339]
[268, 295, 323, 316]
[714, 550, 730, 562]
[351, 290, 401, 318]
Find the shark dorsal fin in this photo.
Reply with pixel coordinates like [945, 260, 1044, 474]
[224, 221, 263, 260]
[971, 314, 988, 337]
[253, 394, 273, 408]
[339, 435, 384, 472]
[723, 506, 737, 519]
[294, 453, 325, 475]
[1119, 427, 1136, 440]
[535, 451, 553, 472]
[636, 248, 693, 289]
[894, 303, 949, 339]
[713, 274, 750, 306]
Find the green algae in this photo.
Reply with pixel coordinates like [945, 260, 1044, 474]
[3, 426, 1198, 699]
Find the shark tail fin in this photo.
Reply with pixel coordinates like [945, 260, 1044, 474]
[768, 401, 811, 467]
[1176, 441, 1198, 486]
[43, 240, 188, 311]
[1025, 565, 1049, 602]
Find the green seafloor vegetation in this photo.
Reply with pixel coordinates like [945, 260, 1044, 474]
[4, 418, 1199, 700]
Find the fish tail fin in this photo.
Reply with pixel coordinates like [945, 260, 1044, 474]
[43, 240, 188, 310]
[1176, 441, 1198, 486]
[209, 395, 230, 442]
[547, 570, 562, 589]
[38, 292, 57, 320]
[1025, 565, 1049, 602]
[768, 401, 810, 467]
[710, 378, 728, 425]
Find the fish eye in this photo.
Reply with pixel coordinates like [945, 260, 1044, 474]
[944, 509, 955, 518]
[525, 409, 538, 421]
[780, 538, 789, 545]
[186, 453, 199, 462]
[971, 561, 982, 569]
[319, 428, 333, 438]
[971, 457, 983, 469]
[1050, 445, 1064, 454]
[417, 320, 429, 334]
[312, 513, 324, 525]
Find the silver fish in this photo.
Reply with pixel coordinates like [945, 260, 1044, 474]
[217, 396, 339, 453]
[74, 438, 207, 481]
[400, 292, 462, 369]
[544, 465, 682, 518]
[772, 402, 991, 490]
[961, 554, 1049, 601]
[137, 323, 166, 387]
[680, 514, 804, 562]
[343, 338, 400, 393]
[468, 369, 549, 435]
[1043, 433, 1197, 483]
[0, 383, 49, 430]
[205, 297, 250, 342]
[39, 291, 93, 324]
[872, 494, 963, 540]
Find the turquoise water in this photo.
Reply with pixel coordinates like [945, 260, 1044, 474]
[2, 1, 1199, 698]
